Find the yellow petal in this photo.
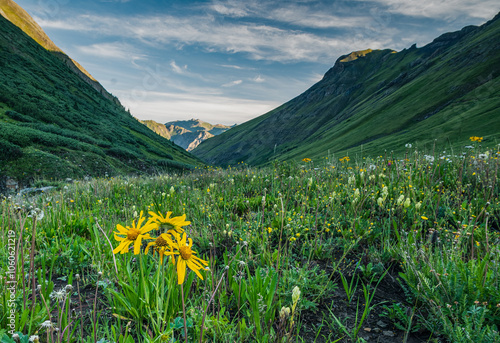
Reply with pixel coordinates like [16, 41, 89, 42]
[180, 233, 187, 246]
[120, 241, 133, 254]
[134, 235, 143, 255]
[177, 258, 186, 284]
[140, 222, 158, 234]
[113, 239, 130, 254]
[116, 224, 128, 234]
[145, 241, 155, 254]
[186, 259, 204, 280]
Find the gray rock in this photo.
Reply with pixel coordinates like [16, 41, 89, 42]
[383, 331, 395, 337]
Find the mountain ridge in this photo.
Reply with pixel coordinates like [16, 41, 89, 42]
[193, 13, 500, 165]
[0, 0, 118, 104]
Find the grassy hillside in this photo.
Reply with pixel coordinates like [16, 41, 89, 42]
[0, 14, 202, 187]
[194, 13, 500, 166]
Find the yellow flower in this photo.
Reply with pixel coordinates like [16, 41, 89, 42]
[168, 232, 208, 284]
[470, 136, 483, 142]
[266, 227, 272, 234]
[145, 233, 174, 264]
[149, 211, 191, 234]
[302, 158, 312, 163]
[113, 211, 157, 255]
[339, 156, 350, 163]
[421, 216, 428, 220]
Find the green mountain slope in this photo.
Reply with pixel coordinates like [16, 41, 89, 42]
[0, 13, 201, 186]
[0, 0, 116, 102]
[193, 13, 500, 166]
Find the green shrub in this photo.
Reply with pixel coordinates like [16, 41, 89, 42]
[5, 110, 37, 123]
[0, 138, 23, 161]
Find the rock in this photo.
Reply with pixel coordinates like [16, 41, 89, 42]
[376, 320, 388, 328]
[364, 327, 372, 332]
[65, 178, 73, 183]
[383, 331, 395, 337]
[19, 186, 55, 196]
[6, 178, 18, 191]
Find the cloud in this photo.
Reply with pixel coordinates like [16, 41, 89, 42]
[363, 0, 500, 21]
[253, 75, 265, 83]
[209, 0, 370, 28]
[222, 80, 243, 87]
[117, 91, 279, 125]
[170, 61, 187, 74]
[36, 14, 387, 63]
[76, 42, 138, 60]
[219, 64, 245, 69]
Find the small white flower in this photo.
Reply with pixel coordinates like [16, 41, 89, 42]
[50, 289, 66, 302]
[405, 143, 412, 148]
[29, 335, 40, 343]
[40, 320, 53, 328]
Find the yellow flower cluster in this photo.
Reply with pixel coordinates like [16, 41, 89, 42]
[302, 158, 312, 163]
[113, 211, 208, 284]
[470, 136, 483, 142]
[339, 156, 350, 163]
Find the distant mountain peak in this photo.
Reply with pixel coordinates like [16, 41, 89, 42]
[140, 118, 233, 151]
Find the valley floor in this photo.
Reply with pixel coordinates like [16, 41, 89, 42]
[1, 140, 500, 343]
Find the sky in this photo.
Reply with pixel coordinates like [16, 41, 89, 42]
[14, 0, 500, 125]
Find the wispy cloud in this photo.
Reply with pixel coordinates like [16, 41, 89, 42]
[219, 64, 245, 69]
[76, 42, 138, 60]
[362, 0, 500, 21]
[209, 0, 371, 28]
[117, 91, 279, 125]
[253, 75, 265, 83]
[222, 79, 243, 87]
[170, 61, 187, 74]
[36, 14, 388, 62]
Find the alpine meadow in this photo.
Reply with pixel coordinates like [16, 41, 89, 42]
[0, 1, 499, 343]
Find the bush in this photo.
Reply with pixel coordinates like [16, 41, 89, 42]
[106, 146, 142, 160]
[5, 110, 37, 123]
[0, 139, 23, 161]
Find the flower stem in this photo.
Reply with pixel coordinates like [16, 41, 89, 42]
[180, 284, 188, 343]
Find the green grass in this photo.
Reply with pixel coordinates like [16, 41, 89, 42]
[1, 141, 499, 342]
